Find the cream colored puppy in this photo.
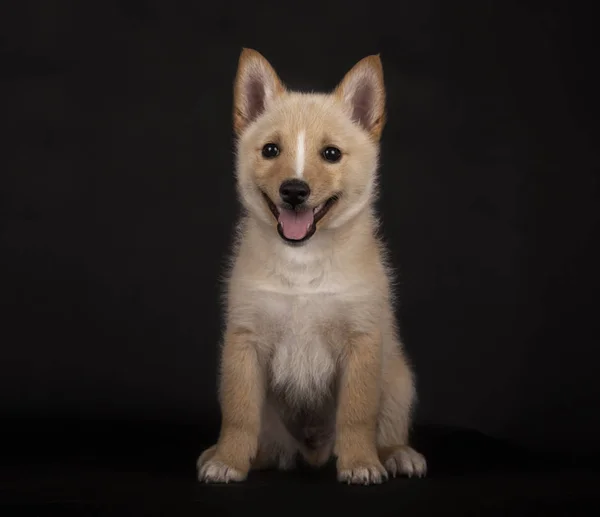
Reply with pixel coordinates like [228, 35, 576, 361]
[197, 48, 426, 485]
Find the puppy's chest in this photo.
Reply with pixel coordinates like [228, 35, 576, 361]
[257, 289, 346, 401]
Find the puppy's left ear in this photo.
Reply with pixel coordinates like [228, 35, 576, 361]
[334, 55, 386, 140]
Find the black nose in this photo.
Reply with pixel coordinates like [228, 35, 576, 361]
[279, 179, 311, 207]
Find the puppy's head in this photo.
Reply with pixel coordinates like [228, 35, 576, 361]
[233, 48, 385, 245]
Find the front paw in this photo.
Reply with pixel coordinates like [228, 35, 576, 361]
[197, 446, 248, 484]
[198, 456, 248, 484]
[337, 458, 388, 485]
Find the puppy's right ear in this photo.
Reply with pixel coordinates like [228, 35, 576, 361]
[233, 48, 285, 136]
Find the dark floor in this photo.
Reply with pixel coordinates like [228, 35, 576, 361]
[1, 418, 598, 516]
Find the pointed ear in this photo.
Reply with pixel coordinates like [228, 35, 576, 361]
[334, 55, 386, 140]
[233, 48, 286, 135]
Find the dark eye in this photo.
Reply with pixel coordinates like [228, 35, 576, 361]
[262, 143, 280, 158]
[322, 146, 342, 163]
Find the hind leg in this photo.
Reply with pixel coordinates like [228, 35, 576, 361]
[376, 346, 427, 478]
[300, 438, 335, 469]
[253, 401, 299, 471]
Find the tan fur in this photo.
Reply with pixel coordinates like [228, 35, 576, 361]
[197, 48, 426, 485]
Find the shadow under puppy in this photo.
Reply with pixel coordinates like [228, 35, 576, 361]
[198, 48, 427, 485]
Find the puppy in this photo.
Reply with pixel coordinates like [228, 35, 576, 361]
[197, 48, 426, 485]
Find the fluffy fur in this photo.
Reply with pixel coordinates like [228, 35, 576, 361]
[197, 48, 426, 485]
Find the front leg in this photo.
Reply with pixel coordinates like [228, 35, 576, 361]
[198, 328, 264, 483]
[335, 331, 387, 485]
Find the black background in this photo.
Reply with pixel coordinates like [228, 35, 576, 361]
[1, 0, 599, 468]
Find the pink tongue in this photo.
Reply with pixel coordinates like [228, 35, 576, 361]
[278, 208, 314, 240]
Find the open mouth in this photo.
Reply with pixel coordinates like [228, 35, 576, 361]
[261, 192, 339, 244]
